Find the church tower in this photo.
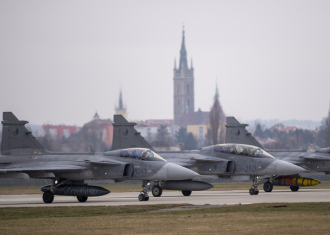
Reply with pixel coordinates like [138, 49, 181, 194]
[115, 89, 127, 118]
[173, 27, 195, 124]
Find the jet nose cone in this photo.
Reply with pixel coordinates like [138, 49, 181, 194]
[275, 160, 305, 175]
[166, 163, 199, 180]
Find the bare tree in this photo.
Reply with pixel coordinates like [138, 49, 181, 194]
[205, 128, 212, 146]
[40, 131, 61, 152]
[209, 88, 223, 145]
[325, 105, 330, 147]
[153, 125, 171, 149]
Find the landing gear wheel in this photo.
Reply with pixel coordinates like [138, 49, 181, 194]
[43, 191, 54, 203]
[138, 194, 149, 201]
[263, 182, 273, 192]
[182, 190, 192, 196]
[290, 186, 299, 192]
[152, 185, 163, 197]
[249, 188, 255, 195]
[77, 196, 88, 202]
[138, 194, 145, 201]
[249, 188, 259, 195]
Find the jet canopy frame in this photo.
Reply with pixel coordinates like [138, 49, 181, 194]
[120, 148, 166, 161]
[214, 144, 274, 159]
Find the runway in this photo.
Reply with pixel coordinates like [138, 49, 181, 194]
[1, 189, 330, 207]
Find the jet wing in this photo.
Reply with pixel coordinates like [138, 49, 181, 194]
[300, 155, 330, 161]
[191, 156, 228, 162]
[83, 159, 122, 166]
[0, 158, 123, 174]
[0, 165, 86, 173]
[169, 161, 195, 168]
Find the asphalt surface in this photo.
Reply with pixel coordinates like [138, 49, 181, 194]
[1, 189, 330, 207]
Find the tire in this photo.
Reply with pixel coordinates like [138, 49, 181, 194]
[263, 182, 273, 192]
[249, 188, 255, 195]
[77, 196, 88, 202]
[152, 185, 163, 197]
[138, 194, 145, 201]
[254, 189, 259, 195]
[290, 186, 299, 192]
[43, 191, 54, 203]
[182, 190, 192, 196]
[144, 196, 149, 201]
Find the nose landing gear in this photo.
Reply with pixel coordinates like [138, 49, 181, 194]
[138, 180, 150, 201]
[249, 176, 260, 195]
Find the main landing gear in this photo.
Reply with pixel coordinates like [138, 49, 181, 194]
[43, 191, 54, 203]
[152, 185, 163, 197]
[263, 181, 273, 192]
[182, 190, 192, 196]
[77, 196, 88, 202]
[249, 176, 260, 195]
[290, 186, 299, 192]
[42, 179, 56, 203]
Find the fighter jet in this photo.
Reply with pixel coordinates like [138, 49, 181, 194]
[0, 112, 201, 203]
[225, 116, 323, 192]
[111, 115, 305, 195]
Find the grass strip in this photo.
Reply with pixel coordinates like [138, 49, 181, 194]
[0, 204, 190, 220]
[1, 203, 330, 234]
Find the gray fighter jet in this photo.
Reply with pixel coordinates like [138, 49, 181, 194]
[0, 112, 200, 203]
[225, 116, 324, 192]
[112, 115, 305, 195]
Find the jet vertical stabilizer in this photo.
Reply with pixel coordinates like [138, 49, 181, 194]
[1, 112, 44, 155]
[225, 117, 263, 148]
[112, 115, 153, 150]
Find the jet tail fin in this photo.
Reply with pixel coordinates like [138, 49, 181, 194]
[1, 112, 44, 155]
[112, 115, 153, 150]
[225, 117, 263, 148]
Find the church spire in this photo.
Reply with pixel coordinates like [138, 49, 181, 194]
[179, 26, 188, 71]
[115, 89, 127, 118]
[215, 82, 219, 100]
[118, 89, 124, 109]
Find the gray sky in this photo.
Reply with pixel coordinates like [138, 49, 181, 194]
[1, 0, 329, 126]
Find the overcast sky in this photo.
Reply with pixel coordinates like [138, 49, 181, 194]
[0, 1, 329, 126]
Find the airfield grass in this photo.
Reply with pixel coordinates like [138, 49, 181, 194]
[1, 181, 330, 195]
[0, 202, 330, 234]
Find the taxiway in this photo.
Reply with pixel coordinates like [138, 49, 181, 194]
[1, 189, 330, 207]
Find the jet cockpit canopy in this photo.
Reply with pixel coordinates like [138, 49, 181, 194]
[214, 144, 274, 158]
[120, 148, 166, 161]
